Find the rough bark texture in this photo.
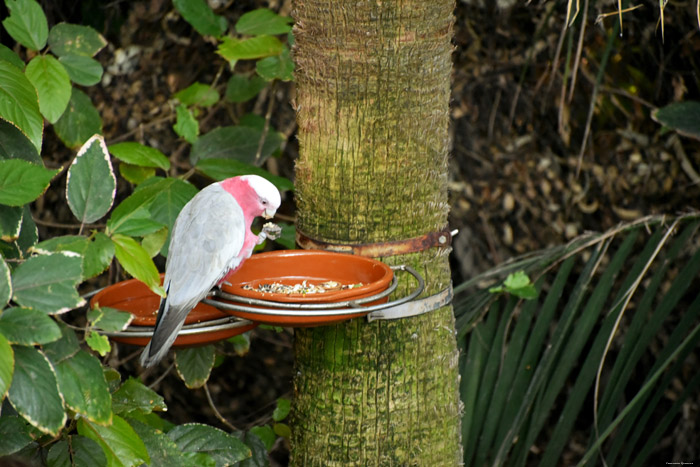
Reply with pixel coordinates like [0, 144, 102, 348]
[291, 1, 461, 465]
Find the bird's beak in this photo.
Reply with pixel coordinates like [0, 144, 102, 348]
[263, 208, 276, 219]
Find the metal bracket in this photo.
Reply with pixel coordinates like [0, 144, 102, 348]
[366, 283, 453, 322]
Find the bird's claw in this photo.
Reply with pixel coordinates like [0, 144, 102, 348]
[259, 222, 282, 243]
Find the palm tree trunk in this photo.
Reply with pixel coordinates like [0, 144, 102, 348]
[291, 1, 461, 464]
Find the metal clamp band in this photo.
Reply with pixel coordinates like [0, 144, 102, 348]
[366, 283, 453, 322]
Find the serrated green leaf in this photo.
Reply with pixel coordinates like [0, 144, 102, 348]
[256, 47, 294, 81]
[168, 423, 251, 465]
[0, 204, 23, 242]
[47, 435, 107, 467]
[0, 307, 61, 345]
[0, 60, 43, 153]
[25, 55, 71, 123]
[190, 125, 284, 166]
[2, 0, 48, 51]
[48, 23, 107, 57]
[11, 252, 84, 313]
[85, 331, 110, 357]
[8, 345, 66, 435]
[88, 306, 133, 332]
[174, 345, 215, 389]
[54, 88, 102, 148]
[127, 418, 188, 466]
[173, 0, 227, 37]
[0, 416, 33, 457]
[108, 142, 170, 170]
[66, 134, 116, 224]
[272, 397, 291, 422]
[11, 252, 80, 307]
[0, 119, 42, 165]
[173, 104, 199, 143]
[77, 415, 150, 467]
[0, 159, 57, 206]
[174, 82, 219, 108]
[0, 256, 11, 307]
[58, 54, 103, 86]
[217, 35, 283, 62]
[195, 157, 293, 192]
[142, 227, 168, 258]
[0, 333, 14, 400]
[112, 378, 166, 416]
[43, 321, 80, 363]
[235, 8, 293, 36]
[225, 74, 267, 103]
[111, 233, 164, 297]
[84, 232, 115, 278]
[119, 163, 156, 185]
[55, 350, 112, 424]
[248, 426, 275, 452]
[0, 44, 24, 69]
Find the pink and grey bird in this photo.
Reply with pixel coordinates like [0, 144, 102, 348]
[140, 175, 281, 367]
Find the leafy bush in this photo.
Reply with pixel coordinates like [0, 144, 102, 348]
[0, 0, 293, 464]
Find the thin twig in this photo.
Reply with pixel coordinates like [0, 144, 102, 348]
[204, 383, 239, 431]
[255, 81, 277, 165]
[147, 361, 175, 389]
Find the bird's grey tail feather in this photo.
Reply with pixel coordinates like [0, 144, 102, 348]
[140, 286, 181, 368]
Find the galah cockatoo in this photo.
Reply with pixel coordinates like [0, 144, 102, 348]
[140, 175, 281, 367]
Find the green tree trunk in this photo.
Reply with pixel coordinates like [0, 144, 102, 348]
[291, 1, 461, 465]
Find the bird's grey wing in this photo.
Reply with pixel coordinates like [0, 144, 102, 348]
[164, 184, 246, 309]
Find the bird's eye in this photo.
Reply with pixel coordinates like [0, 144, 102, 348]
[261, 199, 268, 205]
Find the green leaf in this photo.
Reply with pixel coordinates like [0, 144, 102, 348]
[0, 60, 43, 153]
[127, 418, 188, 466]
[229, 331, 250, 356]
[652, 101, 700, 141]
[142, 227, 168, 258]
[55, 350, 112, 424]
[112, 378, 166, 416]
[225, 74, 267, 103]
[173, 0, 227, 37]
[147, 179, 198, 256]
[25, 55, 71, 123]
[0, 333, 14, 400]
[0, 416, 34, 457]
[217, 35, 283, 62]
[119, 163, 156, 185]
[0, 256, 11, 307]
[84, 232, 115, 278]
[77, 415, 150, 467]
[108, 142, 170, 170]
[32, 233, 114, 279]
[248, 426, 275, 452]
[174, 82, 219, 108]
[16, 204, 37, 252]
[489, 271, 538, 299]
[54, 88, 102, 148]
[47, 435, 107, 467]
[58, 54, 103, 86]
[173, 104, 199, 143]
[174, 345, 215, 389]
[0, 159, 57, 206]
[48, 23, 107, 57]
[195, 158, 293, 192]
[43, 321, 80, 363]
[85, 331, 110, 357]
[235, 8, 293, 36]
[88, 306, 133, 332]
[2, 0, 48, 51]
[106, 179, 168, 235]
[0, 204, 23, 242]
[168, 423, 250, 465]
[272, 422, 291, 438]
[8, 345, 66, 435]
[11, 251, 84, 313]
[0, 44, 24, 69]
[256, 46, 294, 81]
[0, 307, 61, 345]
[66, 134, 116, 224]
[190, 125, 284, 165]
[0, 119, 42, 165]
[111, 233, 164, 297]
[272, 397, 291, 422]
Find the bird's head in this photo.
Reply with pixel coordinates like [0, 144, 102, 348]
[240, 174, 281, 219]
